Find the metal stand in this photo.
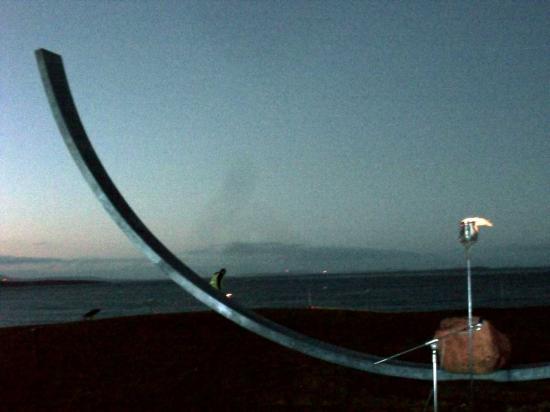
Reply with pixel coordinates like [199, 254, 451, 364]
[464, 247, 474, 371]
[431, 341, 439, 412]
[374, 322, 483, 412]
[375, 337, 440, 412]
[466, 249, 473, 336]
[465, 248, 475, 408]
[459, 219, 484, 396]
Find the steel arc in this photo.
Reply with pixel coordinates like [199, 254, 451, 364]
[35, 48, 549, 382]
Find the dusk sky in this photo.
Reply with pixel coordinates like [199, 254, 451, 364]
[2, 1, 549, 278]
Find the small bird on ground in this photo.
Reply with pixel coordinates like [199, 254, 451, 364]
[83, 308, 101, 320]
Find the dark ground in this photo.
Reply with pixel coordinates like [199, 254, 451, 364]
[0, 307, 548, 411]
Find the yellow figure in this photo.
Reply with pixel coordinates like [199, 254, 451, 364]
[209, 268, 226, 291]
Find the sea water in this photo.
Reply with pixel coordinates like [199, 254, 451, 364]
[1, 268, 548, 327]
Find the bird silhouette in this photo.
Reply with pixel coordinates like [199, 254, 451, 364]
[83, 308, 101, 320]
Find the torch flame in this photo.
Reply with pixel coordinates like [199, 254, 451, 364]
[460, 217, 493, 228]
[459, 216, 493, 246]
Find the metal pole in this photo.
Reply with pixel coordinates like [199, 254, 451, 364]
[431, 341, 439, 412]
[459, 217, 493, 411]
[466, 249, 473, 373]
[465, 248, 475, 410]
[373, 338, 438, 365]
[375, 322, 482, 411]
[466, 251, 472, 332]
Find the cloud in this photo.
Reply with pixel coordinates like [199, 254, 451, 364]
[0, 255, 160, 280]
[185, 242, 436, 274]
[495, 243, 550, 253]
[221, 242, 420, 260]
[482, 242, 550, 267]
[0, 255, 63, 265]
[3, 238, 492, 280]
[433, 241, 550, 269]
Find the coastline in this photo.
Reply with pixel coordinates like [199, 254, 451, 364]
[0, 307, 548, 411]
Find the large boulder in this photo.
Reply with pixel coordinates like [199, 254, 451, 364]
[434, 316, 511, 373]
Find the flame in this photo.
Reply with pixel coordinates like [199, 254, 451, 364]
[461, 217, 493, 228]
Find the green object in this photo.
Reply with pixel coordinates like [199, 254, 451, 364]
[209, 268, 226, 290]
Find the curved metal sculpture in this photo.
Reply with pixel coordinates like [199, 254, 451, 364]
[35, 48, 549, 382]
